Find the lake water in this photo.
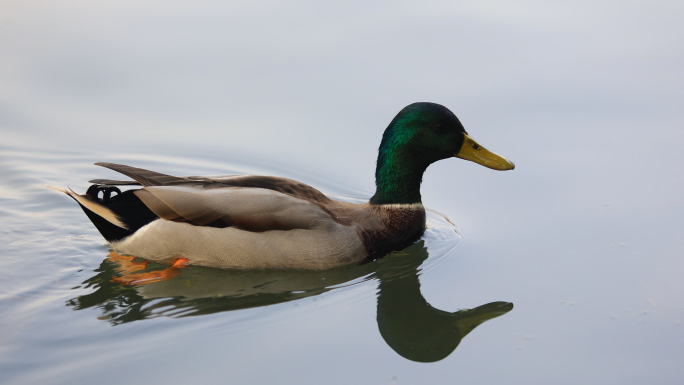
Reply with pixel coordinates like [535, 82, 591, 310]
[1, 1, 684, 384]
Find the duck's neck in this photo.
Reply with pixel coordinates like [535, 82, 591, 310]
[370, 152, 428, 205]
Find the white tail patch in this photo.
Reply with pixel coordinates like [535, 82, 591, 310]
[53, 186, 129, 230]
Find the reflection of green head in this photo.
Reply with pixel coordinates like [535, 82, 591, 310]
[375, 243, 513, 362]
[377, 294, 513, 363]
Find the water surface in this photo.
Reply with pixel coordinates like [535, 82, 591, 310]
[2, 1, 684, 384]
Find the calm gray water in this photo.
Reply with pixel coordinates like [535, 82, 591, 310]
[2, 1, 684, 384]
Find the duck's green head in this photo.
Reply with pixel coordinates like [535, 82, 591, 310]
[371, 102, 514, 205]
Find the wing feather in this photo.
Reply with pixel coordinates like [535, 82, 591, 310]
[134, 186, 334, 232]
[88, 179, 142, 185]
[92, 164, 330, 203]
[95, 162, 187, 186]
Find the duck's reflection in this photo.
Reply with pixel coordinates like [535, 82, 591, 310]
[68, 241, 512, 362]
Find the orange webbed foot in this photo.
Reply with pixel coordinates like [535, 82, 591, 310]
[109, 254, 190, 286]
[171, 258, 189, 268]
[107, 251, 149, 273]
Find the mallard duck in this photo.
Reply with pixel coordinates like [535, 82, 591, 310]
[62, 102, 514, 270]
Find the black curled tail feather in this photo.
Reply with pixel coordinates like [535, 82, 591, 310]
[66, 185, 159, 243]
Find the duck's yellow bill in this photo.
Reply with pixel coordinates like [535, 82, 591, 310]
[455, 134, 515, 171]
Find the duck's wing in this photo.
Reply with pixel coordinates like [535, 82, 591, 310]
[193, 175, 332, 203]
[134, 185, 340, 232]
[91, 163, 332, 203]
[89, 179, 142, 186]
[91, 162, 187, 186]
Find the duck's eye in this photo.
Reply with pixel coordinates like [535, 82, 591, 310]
[472, 143, 481, 150]
[433, 124, 447, 132]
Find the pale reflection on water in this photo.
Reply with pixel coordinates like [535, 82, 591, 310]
[68, 241, 512, 363]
